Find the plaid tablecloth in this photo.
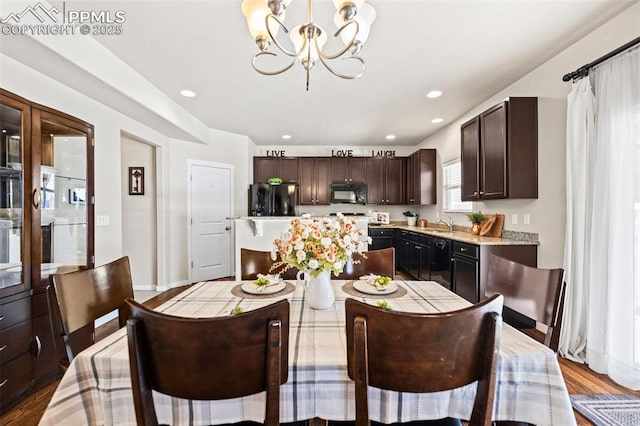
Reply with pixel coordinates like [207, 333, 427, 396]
[39, 280, 576, 425]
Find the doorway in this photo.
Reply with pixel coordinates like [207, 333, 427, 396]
[121, 134, 157, 289]
[188, 160, 233, 282]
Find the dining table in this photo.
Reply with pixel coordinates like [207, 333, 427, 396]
[39, 279, 577, 426]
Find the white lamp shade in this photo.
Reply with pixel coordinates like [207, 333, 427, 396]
[334, 3, 376, 45]
[242, 0, 279, 39]
[290, 25, 328, 61]
[333, 0, 366, 11]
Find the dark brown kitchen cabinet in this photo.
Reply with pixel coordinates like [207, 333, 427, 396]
[0, 88, 94, 413]
[406, 149, 436, 205]
[298, 157, 330, 205]
[331, 157, 367, 183]
[461, 97, 538, 201]
[366, 157, 405, 205]
[253, 157, 298, 184]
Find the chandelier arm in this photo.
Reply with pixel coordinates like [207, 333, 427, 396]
[251, 51, 298, 76]
[318, 20, 360, 61]
[265, 14, 299, 57]
[318, 54, 366, 80]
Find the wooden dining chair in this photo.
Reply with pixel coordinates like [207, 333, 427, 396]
[47, 256, 134, 364]
[485, 254, 566, 352]
[240, 247, 298, 280]
[339, 247, 396, 280]
[345, 294, 503, 426]
[126, 298, 290, 426]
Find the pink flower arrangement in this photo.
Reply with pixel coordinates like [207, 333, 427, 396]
[271, 213, 371, 277]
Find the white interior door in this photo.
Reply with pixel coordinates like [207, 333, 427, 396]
[189, 161, 233, 282]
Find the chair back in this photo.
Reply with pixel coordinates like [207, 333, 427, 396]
[240, 248, 298, 280]
[48, 256, 133, 361]
[486, 254, 565, 351]
[339, 247, 395, 280]
[345, 294, 503, 426]
[126, 298, 290, 426]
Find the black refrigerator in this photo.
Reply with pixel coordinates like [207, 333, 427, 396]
[249, 183, 298, 216]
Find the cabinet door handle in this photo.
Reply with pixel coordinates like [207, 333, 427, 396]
[32, 188, 41, 209]
[473, 191, 478, 195]
[0, 379, 7, 388]
[479, 191, 484, 195]
[0, 315, 4, 321]
[225, 226, 231, 231]
[0, 344, 6, 352]
[460, 247, 467, 252]
[33, 335, 42, 358]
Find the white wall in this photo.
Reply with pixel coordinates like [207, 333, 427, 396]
[121, 134, 157, 289]
[165, 129, 252, 286]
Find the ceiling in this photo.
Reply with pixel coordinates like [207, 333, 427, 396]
[1, 1, 637, 146]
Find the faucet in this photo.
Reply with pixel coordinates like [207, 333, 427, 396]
[437, 216, 453, 232]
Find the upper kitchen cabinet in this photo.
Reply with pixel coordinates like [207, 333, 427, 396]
[298, 157, 331, 205]
[461, 97, 538, 201]
[406, 149, 436, 205]
[366, 157, 405, 205]
[253, 157, 298, 184]
[331, 157, 367, 183]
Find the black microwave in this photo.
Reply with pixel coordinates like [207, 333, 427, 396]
[330, 183, 367, 204]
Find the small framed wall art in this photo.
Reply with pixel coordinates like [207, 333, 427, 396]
[129, 166, 145, 195]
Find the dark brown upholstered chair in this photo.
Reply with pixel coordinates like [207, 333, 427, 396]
[339, 247, 396, 280]
[126, 298, 290, 426]
[485, 254, 566, 352]
[345, 294, 503, 426]
[240, 248, 298, 280]
[48, 256, 134, 363]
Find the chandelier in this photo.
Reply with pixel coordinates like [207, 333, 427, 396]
[241, 0, 376, 90]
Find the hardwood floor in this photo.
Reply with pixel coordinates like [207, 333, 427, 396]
[2, 280, 638, 426]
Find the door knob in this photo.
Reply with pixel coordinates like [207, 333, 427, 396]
[225, 226, 231, 231]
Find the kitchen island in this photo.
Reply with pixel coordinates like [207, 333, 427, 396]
[234, 216, 369, 281]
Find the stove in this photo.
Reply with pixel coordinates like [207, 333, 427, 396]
[329, 212, 366, 216]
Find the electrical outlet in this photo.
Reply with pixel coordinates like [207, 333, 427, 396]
[96, 215, 110, 226]
[524, 214, 531, 225]
[511, 214, 518, 225]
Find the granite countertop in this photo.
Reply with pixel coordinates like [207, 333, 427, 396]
[371, 223, 539, 246]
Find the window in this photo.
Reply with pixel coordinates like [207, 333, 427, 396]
[443, 160, 471, 212]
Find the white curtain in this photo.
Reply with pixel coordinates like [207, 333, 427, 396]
[559, 77, 594, 362]
[561, 46, 640, 389]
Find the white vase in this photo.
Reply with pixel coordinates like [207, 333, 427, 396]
[305, 270, 334, 310]
[406, 216, 417, 226]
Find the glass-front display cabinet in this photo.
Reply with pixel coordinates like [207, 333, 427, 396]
[0, 88, 94, 411]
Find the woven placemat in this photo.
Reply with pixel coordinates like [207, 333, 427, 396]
[341, 281, 408, 299]
[231, 281, 296, 299]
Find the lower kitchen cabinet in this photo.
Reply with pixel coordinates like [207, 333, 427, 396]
[451, 240, 538, 328]
[396, 230, 431, 281]
[368, 227, 395, 251]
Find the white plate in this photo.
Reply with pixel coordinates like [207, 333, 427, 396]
[353, 279, 398, 295]
[241, 280, 287, 295]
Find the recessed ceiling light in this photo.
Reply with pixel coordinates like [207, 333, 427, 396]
[431, 118, 444, 124]
[385, 134, 396, 141]
[282, 134, 292, 140]
[1, 129, 6, 133]
[180, 89, 197, 98]
[426, 90, 442, 98]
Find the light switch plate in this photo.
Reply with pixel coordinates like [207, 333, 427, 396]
[96, 215, 110, 226]
[511, 214, 518, 224]
[524, 214, 531, 225]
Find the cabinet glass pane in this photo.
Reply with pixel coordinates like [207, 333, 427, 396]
[0, 103, 23, 288]
[41, 119, 87, 270]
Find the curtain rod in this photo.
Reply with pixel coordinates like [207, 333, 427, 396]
[562, 36, 640, 82]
